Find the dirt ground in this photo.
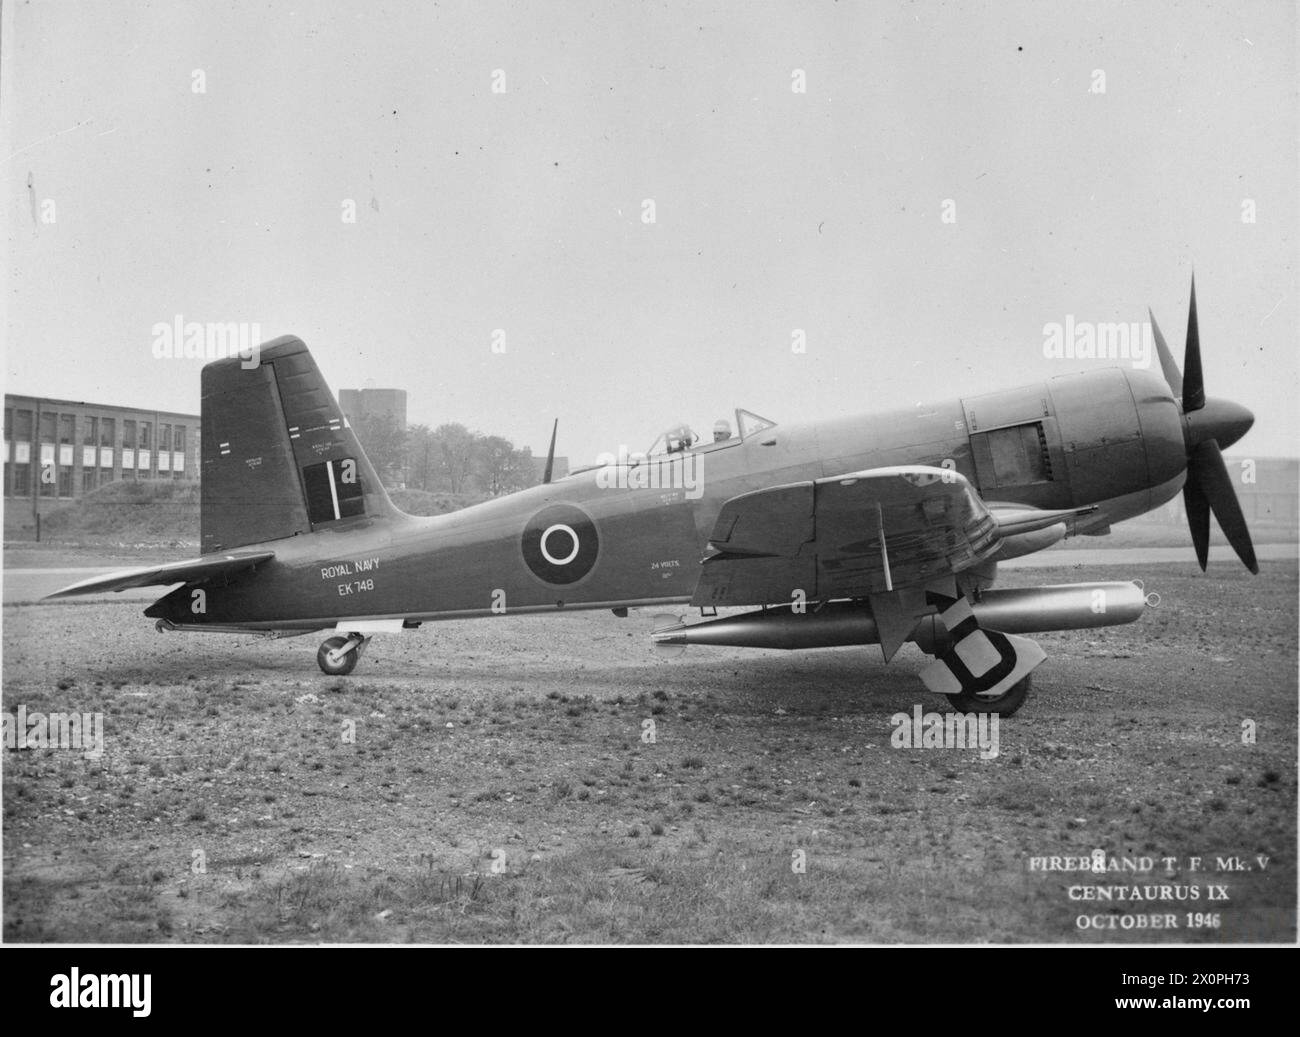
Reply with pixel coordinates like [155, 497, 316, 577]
[2, 561, 1295, 944]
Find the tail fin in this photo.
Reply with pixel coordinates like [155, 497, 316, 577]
[200, 335, 404, 553]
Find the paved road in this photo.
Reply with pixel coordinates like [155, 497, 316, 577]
[4, 543, 1295, 604]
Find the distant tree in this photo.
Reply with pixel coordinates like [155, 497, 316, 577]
[406, 423, 433, 490]
[475, 436, 535, 496]
[513, 445, 536, 491]
[351, 412, 407, 486]
[401, 422, 539, 496]
[430, 423, 477, 494]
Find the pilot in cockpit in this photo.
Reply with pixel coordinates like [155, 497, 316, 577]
[665, 424, 696, 454]
[713, 419, 732, 443]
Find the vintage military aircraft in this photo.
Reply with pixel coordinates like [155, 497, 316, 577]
[49, 279, 1256, 716]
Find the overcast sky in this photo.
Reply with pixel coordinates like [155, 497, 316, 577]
[3, 0, 1296, 464]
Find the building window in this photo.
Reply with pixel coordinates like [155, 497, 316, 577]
[100, 417, 115, 477]
[139, 421, 152, 478]
[58, 413, 74, 496]
[174, 425, 186, 476]
[39, 411, 56, 497]
[121, 419, 136, 479]
[2, 407, 10, 496]
[158, 423, 171, 473]
[140, 421, 152, 476]
[82, 417, 98, 493]
[12, 408, 32, 496]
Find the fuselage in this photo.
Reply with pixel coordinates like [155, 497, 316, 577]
[147, 364, 1188, 630]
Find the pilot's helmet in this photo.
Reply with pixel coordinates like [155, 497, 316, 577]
[713, 419, 731, 442]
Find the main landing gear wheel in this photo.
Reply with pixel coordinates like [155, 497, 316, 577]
[317, 635, 361, 676]
[946, 675, 1031, 718]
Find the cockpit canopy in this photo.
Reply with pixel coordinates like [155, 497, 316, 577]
[644, 409, 776, 457]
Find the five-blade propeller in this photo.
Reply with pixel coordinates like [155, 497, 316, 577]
[1148, 277, 1258, 574]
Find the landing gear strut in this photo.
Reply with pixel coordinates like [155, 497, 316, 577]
[317, 633, 369, 676]
[946, 674, 1031, 718]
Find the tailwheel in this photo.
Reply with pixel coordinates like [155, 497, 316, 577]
[317, 634, 364, 676]
[946, 674, 1031, 718]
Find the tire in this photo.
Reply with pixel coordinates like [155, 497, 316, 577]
[317, 635, 359, 676]
[946, 674, 1030, 717]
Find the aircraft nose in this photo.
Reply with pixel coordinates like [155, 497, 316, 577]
[1184, 397, 1255, 451]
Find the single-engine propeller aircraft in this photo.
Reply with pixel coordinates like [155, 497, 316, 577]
[49, 279, 1257, 716]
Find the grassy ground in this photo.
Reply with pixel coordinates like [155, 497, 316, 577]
[6, 481, 200, 550]
[2, 561, 1294, 943]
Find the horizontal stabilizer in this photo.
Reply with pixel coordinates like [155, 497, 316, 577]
[44, 551, 275, 599]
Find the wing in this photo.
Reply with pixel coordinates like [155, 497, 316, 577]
[43, 551, 275, 600]
[693, 465, 1093, 606]
[692, 466, 999, 608]
[692, 466, 1092, 660]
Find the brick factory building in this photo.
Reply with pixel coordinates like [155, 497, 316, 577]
[3, 393, 200, 516]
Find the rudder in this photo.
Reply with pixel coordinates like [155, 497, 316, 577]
[200, 336, 402, 553]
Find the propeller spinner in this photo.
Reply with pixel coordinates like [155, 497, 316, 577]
[1148, 277, 1258, 574]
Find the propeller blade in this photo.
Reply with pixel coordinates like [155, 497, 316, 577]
[1188, 440, 1259, 574]
[1182, 477, 1211, 572]
[1182, 275, 1206, 412]
[1148, 308, 1183, 398]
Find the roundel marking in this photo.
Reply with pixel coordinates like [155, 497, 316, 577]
[522, 504, 599, 585]
[539, 523, 580, 566]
